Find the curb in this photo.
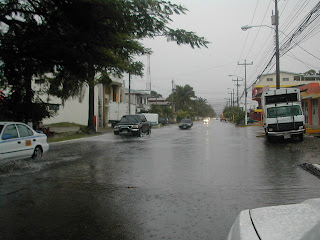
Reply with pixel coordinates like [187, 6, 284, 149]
[305, 129, 320, 134]
[299, 163, 320, 179]
[49, 131, 112, 145]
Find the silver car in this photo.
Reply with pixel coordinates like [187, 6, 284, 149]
[0, 122, 49, 161]
[227, 198, 320, 240]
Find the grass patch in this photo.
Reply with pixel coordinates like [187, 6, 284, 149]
[47, 122, 85, 127]
[48, 133, 93, 143]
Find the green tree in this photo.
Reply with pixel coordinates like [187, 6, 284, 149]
[150, 90, 163, 98]
[192, 97, 216, 118]
[176, 110, 190, 122]
[149, 105, 173, 119]
[0, 0, 209, 131]
[223, 106, 245, 125]
[168, 84, 195, 112]
[304, 69, 317, 75]
[167, 85, 215, 120]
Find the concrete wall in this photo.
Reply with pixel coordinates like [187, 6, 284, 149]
[42, 85, 99, 126]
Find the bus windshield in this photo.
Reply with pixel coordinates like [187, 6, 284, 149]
[267, 105, 302, 118]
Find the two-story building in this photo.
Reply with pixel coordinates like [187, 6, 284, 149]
[299, 83, 320, 127]
[38, 77, 152, 128]
[124, 89, 150, 113]
[251, 71, 320, 123]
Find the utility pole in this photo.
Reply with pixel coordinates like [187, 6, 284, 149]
[232, 89, 235, 107]
[273, 0, 280, 89]
[128, 73, 131, 114]
[238, 60, 253, 125]
[232, 77, 243, 107]
[171, 79, 175, 113]
[228, 91, 233, 107]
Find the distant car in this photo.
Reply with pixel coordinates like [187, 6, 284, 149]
[220, 114, 227, 121]
[158, 117, 169, 126]
[227, 198, 320, 240]
[114, 114, 151, 137]
[0, 122, 49, 161]
[203, 118, 210, 124]
[179, 119, 193, 129]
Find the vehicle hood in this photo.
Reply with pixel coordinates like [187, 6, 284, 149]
[117, 122, 139, 125]
[227, 198, 320, 240]
[250, 198, 320, 240]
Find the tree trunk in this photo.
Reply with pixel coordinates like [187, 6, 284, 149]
[23, 72, 33, 123]
[87, 65, 96, 132]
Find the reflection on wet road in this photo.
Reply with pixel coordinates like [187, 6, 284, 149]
[1, 121, 320, 240]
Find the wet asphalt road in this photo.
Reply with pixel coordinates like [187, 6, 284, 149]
[1, 120, 320, 240]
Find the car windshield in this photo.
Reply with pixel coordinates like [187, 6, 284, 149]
[267, 105, 302, 118]
[119, 115, 141, 123]
[181, 119, 192, 123]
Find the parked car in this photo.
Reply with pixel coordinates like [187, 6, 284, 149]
[247, 118, 254, 124]
[158, 117, 169, 126]
[114, 114, 151, 137]
[227, 198, 320, 240]
[179, 119, 193, 129]
[0, 122, 49, 161]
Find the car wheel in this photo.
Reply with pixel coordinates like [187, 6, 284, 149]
[135, 129, 142, 137]
[147, 128, 151, 135]
[32, 146, 43, 160]
[298, 133, 304, 142]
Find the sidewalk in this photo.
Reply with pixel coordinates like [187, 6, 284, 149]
[48, 126, 113, 142]
[49, 126, 114, 134]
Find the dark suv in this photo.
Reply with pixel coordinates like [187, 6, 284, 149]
[179, 119, 193, 129]
[114, 114, 151, 137]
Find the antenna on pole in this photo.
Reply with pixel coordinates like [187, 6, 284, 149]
[146, 54, 151, 91]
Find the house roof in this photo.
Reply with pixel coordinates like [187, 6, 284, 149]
[259, 71, 301, 77]
[301, 92, 320, 99]
[124, 88, 150, 95]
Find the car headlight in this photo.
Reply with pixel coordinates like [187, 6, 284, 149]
[269, 128, 273, 132]
[114, 126, 119, 129]
[132, 125, 139, 128]
[299, 126, 304, 129]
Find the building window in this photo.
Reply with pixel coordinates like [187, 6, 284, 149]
[267, 78, 273, 82]
[283, 78, 289, 81]
[294, 76, 301, 81]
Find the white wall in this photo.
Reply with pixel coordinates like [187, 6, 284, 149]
[43, 85, 99, 126]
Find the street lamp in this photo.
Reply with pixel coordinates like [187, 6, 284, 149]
[241, 25, 273, 31]
[241, 0, 280, 89]
[241, 24, 280, 89]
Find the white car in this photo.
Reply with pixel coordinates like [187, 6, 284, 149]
[0, 122, 49, 161]
[227, 198, 320, 240]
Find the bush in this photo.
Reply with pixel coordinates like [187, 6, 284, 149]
[223, 106, 245, 125]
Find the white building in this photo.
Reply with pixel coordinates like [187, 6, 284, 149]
[124, 89, 150, 113]
[37, 77, 151, 127]
[253, 71, 320, 90]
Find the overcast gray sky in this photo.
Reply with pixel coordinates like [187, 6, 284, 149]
[127, 0, 320, 113]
